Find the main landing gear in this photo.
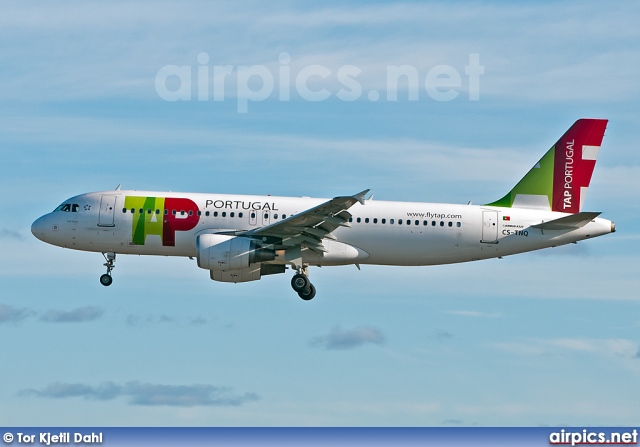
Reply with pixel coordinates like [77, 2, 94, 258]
[291, 266, 316, 300]
[100, 252, 116, 287]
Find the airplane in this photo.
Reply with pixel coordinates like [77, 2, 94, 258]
[31, 118, 614, 300]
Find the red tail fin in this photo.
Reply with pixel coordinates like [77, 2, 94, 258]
[552, 119, 607, 213]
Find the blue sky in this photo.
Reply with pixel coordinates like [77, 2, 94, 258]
[1, 1, 639, 426]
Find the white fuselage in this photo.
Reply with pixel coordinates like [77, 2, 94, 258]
[32, 190, 614, 267]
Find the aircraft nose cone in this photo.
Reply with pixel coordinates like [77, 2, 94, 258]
[31, 215, 48, 241]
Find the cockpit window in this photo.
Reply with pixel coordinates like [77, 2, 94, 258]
[54, 203, 80, 213]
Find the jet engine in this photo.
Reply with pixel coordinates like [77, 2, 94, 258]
[196, 234, 276, 271]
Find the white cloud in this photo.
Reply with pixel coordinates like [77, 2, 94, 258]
[353, 253, 640, 302]
[492, 337, 639, 360]
[20, 381, 259, 407]
[311, 325, 385, 350]
[546, 338, 638, 358]
[2, 2, 639, 103]
[0, 304, 35, 324]
[0, 229, 23, 240]
[0, 112, 528, 185]
[444, 310, 501, 318]
[40, 306, 104, 323]
[125, 313, 210, 327]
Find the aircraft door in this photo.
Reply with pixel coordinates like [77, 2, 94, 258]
[249, 211, 257, 226]
[98, 195, 117, 227]
[481, 210, 498, 243]
[262, 210, 271, 226]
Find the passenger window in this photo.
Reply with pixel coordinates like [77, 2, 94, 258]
[273, 214, 278, 219]
[440, 221, 444, 227]
[147, 209, 152, 214]
[423, 220, 427, 226]
[432, 221, 436, 226]
[189, 210, 193, 216]
[230, 212, 235, 218]
[222, 212, 226, 217]
[390, 219, 395, 224]
[357, 217, 361, 223]
[156, 209, 160, 214]
[122, 208, 127, 213]
[205, 211, 210, 217]
[180, 210, 185, 216]
[131, 208, 136, 214]
[381, 218, 386, 224]
[349, 217, 353, 222]
[164, 209, 168, 215]
[406, 220, 410, 225]
[197, 211, 201, 216]
[239, 212, 243, 218]
[264, 213, 268, 219]
[457, 222, 461, 227]
[282, 214, 287, 219]
[398, 219, 403, 225]
[139, 209, 144, 214]
[415, 220, 419, 226]
[448, 221, 453, 227]
[172, 210, 176, 215]
[373, 218, 378, 224]
[214, 211, 218, 217]
[365, 218, 369, 223]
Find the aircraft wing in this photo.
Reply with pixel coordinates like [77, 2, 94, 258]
[241, 189, 369, 253]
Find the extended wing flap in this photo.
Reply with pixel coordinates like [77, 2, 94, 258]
[532, 211, 601, 230]
[302, 226, 335, 240]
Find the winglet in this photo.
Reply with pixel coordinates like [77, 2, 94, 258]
[354, 189, 370, 205]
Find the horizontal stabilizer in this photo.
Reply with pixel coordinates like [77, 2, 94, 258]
[531, 212, 601, 230]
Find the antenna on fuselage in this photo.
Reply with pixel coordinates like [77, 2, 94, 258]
[115, 184, 121, 191]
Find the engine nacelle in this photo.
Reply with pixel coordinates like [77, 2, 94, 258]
[196, 234, 276, 271]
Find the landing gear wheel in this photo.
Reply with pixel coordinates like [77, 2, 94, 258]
[291, 273, 310, 293]
[298, 284, 316, 301]
[100, 274, 113, 287]
[101, 252, 116, 287]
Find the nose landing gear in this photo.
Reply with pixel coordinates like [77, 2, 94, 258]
[291, 266, 316, 300]
[100, 252, 116, 287]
